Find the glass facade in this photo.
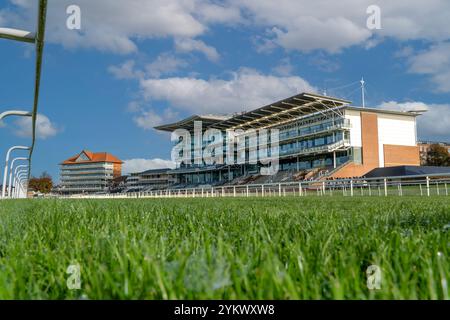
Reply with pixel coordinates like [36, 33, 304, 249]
[170, 113, 353, 185]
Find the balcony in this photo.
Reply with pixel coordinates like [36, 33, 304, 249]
[279, 139, 350, 158]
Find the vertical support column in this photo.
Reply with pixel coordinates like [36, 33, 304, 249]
[333, 151, 336, 169]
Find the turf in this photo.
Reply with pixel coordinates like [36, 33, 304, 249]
[0, 196, 448, 299]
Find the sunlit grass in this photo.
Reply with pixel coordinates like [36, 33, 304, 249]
[0, 196, 448, 299]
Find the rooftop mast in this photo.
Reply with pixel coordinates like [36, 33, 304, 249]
[360, 77, 365, 108]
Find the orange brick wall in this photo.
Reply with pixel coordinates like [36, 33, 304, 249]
[360, 112, 380, 169]
[113, 163, 122, 178]
[330, 162, 375, 178]
[383, 145, 420, 167]
[332, 112, 380, 178]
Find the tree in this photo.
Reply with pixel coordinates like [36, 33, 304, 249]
[426, 144, 450, 166]
[28, 172, 53, 194]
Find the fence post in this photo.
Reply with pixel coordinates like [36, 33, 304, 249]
[445, 183, 448, 196]
[262, 185, 265, 197]
[426, 176, 430, 197]
[368, 183, 371, 196]
[278, 184, 281, 197]
[299, 183, 303, 196]
[201, 188, 204, 197]
[246, 185, 249, 197]
[233, 186, 236, 197]
[436, 182, 440, 196]
[384, 178, 387, 197]
[322, 181, 326, 196]
[350, 179, 354, 197]
[419, 184, 423, 196]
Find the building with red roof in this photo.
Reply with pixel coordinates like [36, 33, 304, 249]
[59, 150, 123, 194]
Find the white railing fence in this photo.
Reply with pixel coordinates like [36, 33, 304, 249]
[62, 173, 450, 199]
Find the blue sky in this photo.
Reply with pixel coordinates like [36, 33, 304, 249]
[1, 0, 450, 182]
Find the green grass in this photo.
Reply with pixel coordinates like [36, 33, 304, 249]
[0, 196, 449, 299]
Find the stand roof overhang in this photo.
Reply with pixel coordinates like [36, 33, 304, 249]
[154, 92, 352, 132]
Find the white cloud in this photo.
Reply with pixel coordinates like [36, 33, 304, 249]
[175, 38, 220, 62]
[4, 0, 234, 54]
[234, 0, 450, 53]
[108, 60, 143, 80]
[407, 42, 450, 92]
[13, 114, 59, 139]
[146, 53, 188, 78]
[125, 101, 178, 131]
[139, 67, 316, 114]
[122, 158, 175, 174]
[5, 0, 450, 55]
[133, 109, 164, 130]
[272, 58, 293, 76]
[378, 101, 450, 140]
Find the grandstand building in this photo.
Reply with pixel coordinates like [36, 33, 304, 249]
[126, 168, 172, 192]
[155, 93, 422, 187]
[60, 150, 123, 194]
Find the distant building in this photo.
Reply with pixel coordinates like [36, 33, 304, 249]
[418, 141, 450, 165]
[60, 150, 123, 194]
[126, 168, 172, 192]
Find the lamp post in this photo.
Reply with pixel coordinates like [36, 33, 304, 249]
[2, 146, 30, 198]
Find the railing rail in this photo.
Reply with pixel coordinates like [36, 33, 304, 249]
[59, 172, 450, 199]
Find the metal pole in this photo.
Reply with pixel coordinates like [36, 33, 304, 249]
[9, 157, 28, 198]
[0, 27, 35, 43]
[15, 173, 28, 198]
[2, 147, 30, 198]
[384, 178, 387, 197]
[14, 169, 28, 198]
[0, 110, 32, 121]
[426, 176, 430, 197]
[350, 179, 354, 197]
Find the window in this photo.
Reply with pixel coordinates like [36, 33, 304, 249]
[76, 152, 90, 162]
